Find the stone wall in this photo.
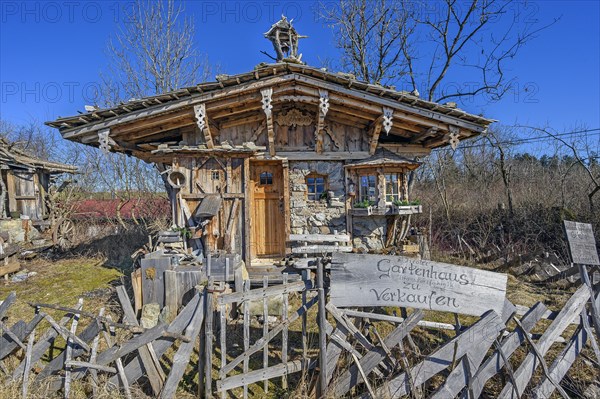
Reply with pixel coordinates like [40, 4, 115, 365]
[288, 161, 347, 235]
[287, 160, 390, 252]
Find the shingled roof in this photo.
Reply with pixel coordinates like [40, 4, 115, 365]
[345, 148, 421, 170]
[46, 63, 494, 133]
[0, 139, 77, 174]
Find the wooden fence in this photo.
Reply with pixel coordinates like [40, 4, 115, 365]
[0, 262, 598, 398]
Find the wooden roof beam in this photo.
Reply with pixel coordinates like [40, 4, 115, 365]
[194, 103, 214, 149]
[315, 90, 329, 154]
[261, 88, 275, 157]
[292, 74, 488, 133]
[368, 107, 393, 155]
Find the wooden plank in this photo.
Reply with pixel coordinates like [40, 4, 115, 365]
[109, 292, 201, 387]
[262, 276, 269, 393]
[289, 233, 350, 243]
[217, 280, 308, 305]
[292, 245, 352, 254]
[376, 310, 505, 398]
[324, 329, 345, 387]
[116, 285, 164, 395]
[159, 289, 205, 399]
[10, 302, 81, 382]
[0, 262, 20, 278]
[330, 253, 508, 317]
[317, 260, 327, 398]
[281, 273, 289, 389]
[219, 287, 227, 399]
[470, 302, 548, 398]
[532, 325, 587, 399]
[221, 294, 318, 375]
[340, 308, 456, 331]
[103, 316, 132, 399]
[224, 198, 241, 252]
[497, 285, 590, 399]
[218, 360, 303, 392]
[66, 360, 117, 374]
[331, 309, 423, 397]
[40, 312, 90, 352]
[431, 300, 517, 399]
[22, 329, 35, 399]
[89, 308, 103, 397]
[64, 298, 83, 399]
[243, 279, 250, 399]
[368, 117, 384, 155]
[205, 281, 214, 399]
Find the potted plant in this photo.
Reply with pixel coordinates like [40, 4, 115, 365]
[351, 199, 375, 215]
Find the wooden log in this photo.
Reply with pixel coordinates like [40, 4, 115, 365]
[376, 310, 506, 398]
[331, 309, 423, 397]
[497, 285, 590, 399]
[159, 288, 205, 399]
[470, 302, 548, 398]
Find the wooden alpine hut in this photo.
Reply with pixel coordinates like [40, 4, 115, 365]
[46, 17, 494, 270]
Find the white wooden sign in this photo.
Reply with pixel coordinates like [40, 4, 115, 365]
[330, 253, 508, 317]
[564, 220, 600, 266]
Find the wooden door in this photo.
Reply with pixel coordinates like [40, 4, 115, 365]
[250, 161, 285, 259]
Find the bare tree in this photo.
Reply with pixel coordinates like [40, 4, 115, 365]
[321, 0, 558, 102]
[521, 125, 600, 216]
[100, 0, 211, 104]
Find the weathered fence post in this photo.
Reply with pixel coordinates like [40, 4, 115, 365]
[317, 258, 327, 397]
[205, 277, 214, 399]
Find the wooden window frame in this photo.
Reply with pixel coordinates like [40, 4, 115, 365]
[259, 171, 273, 185]
[384, 173, 403, 203]
[358, 174, 378, 203]
[306, 173, 327, 201]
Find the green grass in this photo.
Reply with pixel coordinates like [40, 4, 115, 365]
[0, 257, 122, 322]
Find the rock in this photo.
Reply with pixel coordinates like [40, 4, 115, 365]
[249, 296, 282, 316]
[314, 213, 327, 222]
[159, 305, 175, 324]
[319, 226, 331, 234]
[140, 303, 161, 328]
[258, 315, 278, 326]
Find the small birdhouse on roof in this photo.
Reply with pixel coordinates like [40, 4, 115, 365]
[264, 16, 307, 63]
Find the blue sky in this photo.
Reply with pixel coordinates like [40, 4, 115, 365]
[1, 0, 599, 134]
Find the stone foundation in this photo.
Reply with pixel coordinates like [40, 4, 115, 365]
[352, 215, 388, 252]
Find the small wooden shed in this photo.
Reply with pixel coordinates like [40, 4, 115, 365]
[0, 139, 77, 221]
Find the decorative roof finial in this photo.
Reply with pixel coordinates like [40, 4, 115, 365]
[264, 15, 307, 63]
